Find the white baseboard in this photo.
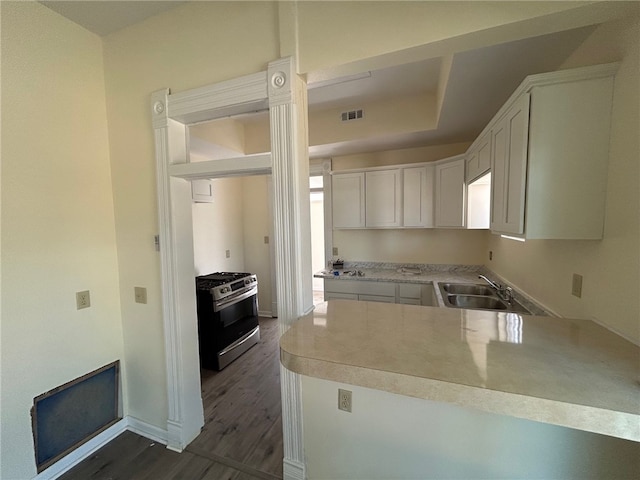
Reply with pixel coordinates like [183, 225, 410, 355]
[283, 457, 306, 480]
[258, 310, 275, 318]
[126, 416, 169, 445]
[33, 416, 169, 480]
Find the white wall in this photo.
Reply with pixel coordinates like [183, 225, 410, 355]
[0, 3, 124, 478]
[102, 0, 281, 432]
[3, 1, 635, 478]
[334, 229, 488, 265]
[192, 177, 246, 276]
[241, 176, 275, 316]
[303, 377, 640, 479]
[488, 13, 640, 343]
[192, 175, 275, 317]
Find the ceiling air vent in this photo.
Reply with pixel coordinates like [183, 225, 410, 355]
[341, 109, 363, 122]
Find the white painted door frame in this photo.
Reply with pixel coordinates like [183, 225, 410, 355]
[150, 57, 308, 479]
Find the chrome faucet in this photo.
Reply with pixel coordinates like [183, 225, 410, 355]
[478, 274, 502, 291]
[479, 275, 514, 303]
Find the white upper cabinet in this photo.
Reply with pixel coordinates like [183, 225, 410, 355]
[365, 169, 402, 227]
[490, 93, 530, 235]
[435, 156, 466, 228]
[403, 165, 434, 228]
[332, 172, 365, 228]
[486, 63, 617, 239]
[465, 132, 491, 183]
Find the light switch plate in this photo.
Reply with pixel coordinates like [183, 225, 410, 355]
[572, 273, 583, 298]
[134, 286, 147, 304]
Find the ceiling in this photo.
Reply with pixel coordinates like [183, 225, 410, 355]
[40, 1, 597, 159]
[40, 1, 186, 36]
[305, 25, 595, 158]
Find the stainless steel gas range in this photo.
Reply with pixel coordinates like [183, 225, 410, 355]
[195, 272, 259, 370]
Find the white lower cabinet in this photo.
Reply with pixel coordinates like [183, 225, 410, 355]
[398, 283, 422, 305]
[324, 279, 435, 306]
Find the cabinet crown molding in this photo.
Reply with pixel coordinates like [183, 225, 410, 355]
[330, 153, 465, 175]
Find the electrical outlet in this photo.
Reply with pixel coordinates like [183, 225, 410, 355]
[572, 273, 583, 298]
[225, 249, 230, 258]
[264, 236, 269, 244]
[76, 290, 91, 310]
[332, 247, 338, 256]
[134, 286, 147, 304]
[338, 388, 352, 413]
[489, 250, 493, 261]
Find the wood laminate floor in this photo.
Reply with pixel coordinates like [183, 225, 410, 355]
[59, 317, 283, 480]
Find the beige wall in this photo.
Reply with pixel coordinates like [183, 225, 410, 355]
[334, 229, 488, 265]
[488, 14, 640, 343]
[244, 93, 439, 156]
[241, 175, 275, 316]
[3, 1, 637, 478]
[0, 3, 124, 478]
[192, 178, 247, 276]
[309, 93, 437, 148]
[332, 142, 471, 170]
[101, 1, 280, 431]
[303, 376, 639, 479]
[192, 175, 274, 316]
[296, 1, 620, 76]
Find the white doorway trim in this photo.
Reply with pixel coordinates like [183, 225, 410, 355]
[150, 57, 308, 479]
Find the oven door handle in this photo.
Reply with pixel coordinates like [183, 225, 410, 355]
[218, 326, 260, 357]
[213, 287, 257, 312]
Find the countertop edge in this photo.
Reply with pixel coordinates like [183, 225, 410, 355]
[280, 346, 640, 442]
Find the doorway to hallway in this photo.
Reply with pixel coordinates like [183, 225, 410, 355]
[310, 174, 325, 305]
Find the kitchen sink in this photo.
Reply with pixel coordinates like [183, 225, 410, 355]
[438, 283, 532, 314]
[440, 283, 495, 296]
[446, 294, 507, 310]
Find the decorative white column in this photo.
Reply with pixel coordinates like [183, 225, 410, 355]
[151, 89, 204, 452]
[268, 57, 308, 480]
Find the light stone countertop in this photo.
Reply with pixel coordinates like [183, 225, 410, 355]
[280, 299, 640, 442]
[315, 263, 550, 315]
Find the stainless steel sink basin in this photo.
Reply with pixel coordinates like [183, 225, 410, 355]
[446, 294, 507, 310]
[440, 283, 495, 296]
[438, 283, 532, 314]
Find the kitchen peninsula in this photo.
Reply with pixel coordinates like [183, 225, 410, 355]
[281, 299, 639, 442]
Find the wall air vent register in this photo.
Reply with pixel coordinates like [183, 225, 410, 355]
[341, 109, 364, 122]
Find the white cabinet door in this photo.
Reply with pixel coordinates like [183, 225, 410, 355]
[365, 169, 401, 227]
[435, 158, 466, 228]
[403, 166, 434, 227]
[490, 93, 530, 235]
[466, 133, 491, 183]
[332, 172, 365, 228]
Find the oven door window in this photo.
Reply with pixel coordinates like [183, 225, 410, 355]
[218, 294, 257, 328]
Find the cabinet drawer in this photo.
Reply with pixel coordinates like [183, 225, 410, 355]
[359, 294, 395, 303]
[398, 298, 421, 305]
[325, 279, 395, 296]
[325, 292, 358, 301]
[398, 283, 422, 299]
